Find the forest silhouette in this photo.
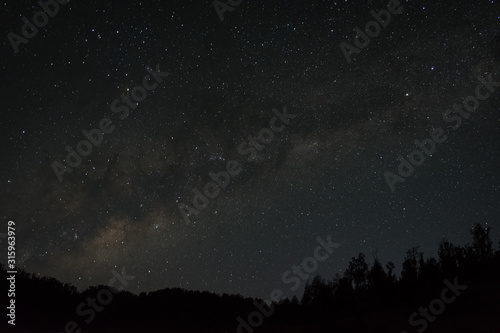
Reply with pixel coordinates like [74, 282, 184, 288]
[1, 223, 499, 332]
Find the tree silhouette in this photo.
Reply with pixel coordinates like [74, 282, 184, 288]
[470, 223, 494, 259]
[345, 252, 369, 293]
[1, 223, 499, 333]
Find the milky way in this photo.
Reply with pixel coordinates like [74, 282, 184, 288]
[1, 0, 499, 300]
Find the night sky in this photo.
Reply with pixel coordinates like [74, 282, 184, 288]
[1, 0, 499, 301]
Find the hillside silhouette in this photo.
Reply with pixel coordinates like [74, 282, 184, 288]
[1, 223, 499, 332]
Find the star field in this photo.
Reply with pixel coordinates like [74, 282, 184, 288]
[1, 0, 499, 300]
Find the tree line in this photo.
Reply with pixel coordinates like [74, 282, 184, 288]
[0, 223, 499, 332]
